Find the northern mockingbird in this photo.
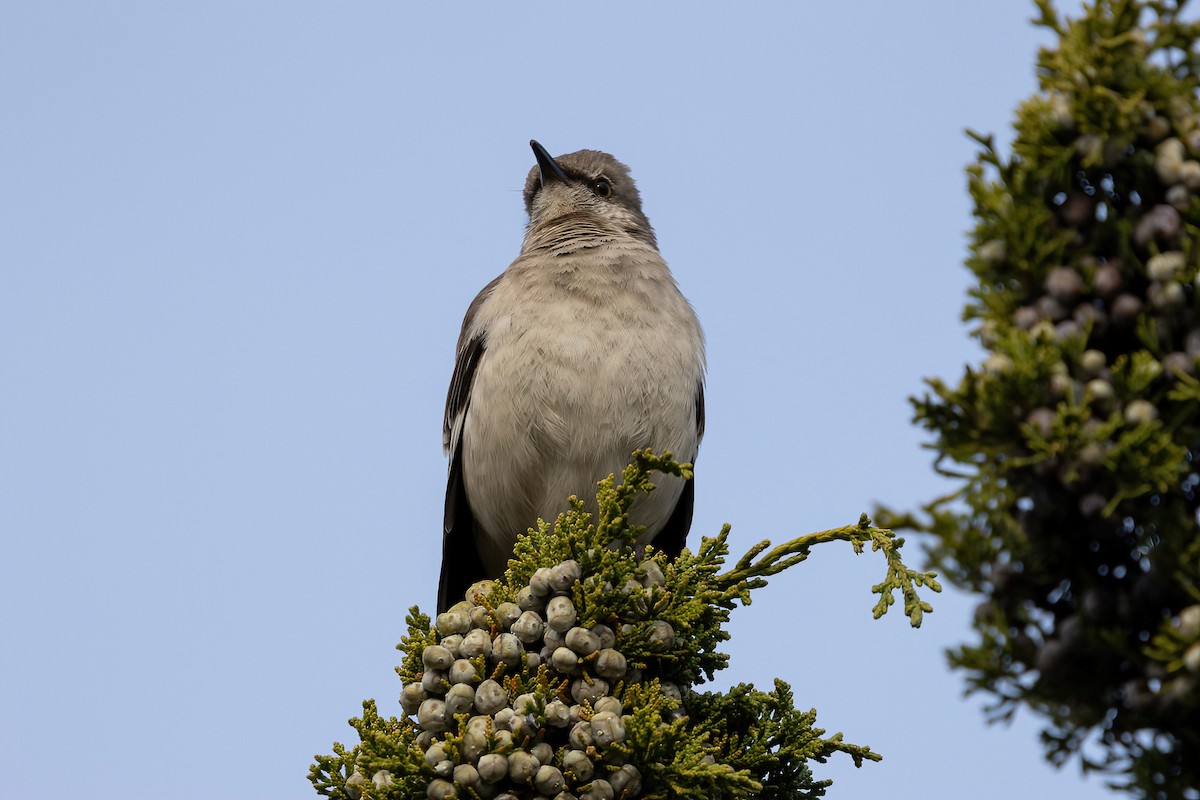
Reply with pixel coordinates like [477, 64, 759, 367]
[438, 140, 705, 612]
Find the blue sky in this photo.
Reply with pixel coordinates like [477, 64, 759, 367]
[1, 3, 1121, 799]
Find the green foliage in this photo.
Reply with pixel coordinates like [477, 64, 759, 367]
[310, 451, 938, 799]
[688, 681, 879, 800]
[882, 1, 1200, 796]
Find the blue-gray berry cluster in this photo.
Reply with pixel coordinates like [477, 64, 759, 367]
[362, 559, 685, 800]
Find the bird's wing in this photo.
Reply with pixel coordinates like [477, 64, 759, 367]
[443, 333, 485, 457]
[653, 474, 693, 559]
[439, 275, 501, 612]
[440, 442, 487, 612]
[652, 378, 705, 559]
[443, 274, 502, 454]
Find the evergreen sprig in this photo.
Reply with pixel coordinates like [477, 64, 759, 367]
[714, 513, 941, 628]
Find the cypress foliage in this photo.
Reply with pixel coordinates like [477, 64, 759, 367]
[311, 452, 938, 799]
[882, 2, 1200, 796]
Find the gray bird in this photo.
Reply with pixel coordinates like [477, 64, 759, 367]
[438, 140, 705, 612]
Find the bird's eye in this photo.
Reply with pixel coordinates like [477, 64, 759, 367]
[592, 180, 613, 198]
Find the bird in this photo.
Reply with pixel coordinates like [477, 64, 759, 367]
[437, 140, 705, 613]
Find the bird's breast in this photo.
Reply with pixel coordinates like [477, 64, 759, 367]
[460, 252, 702, 570]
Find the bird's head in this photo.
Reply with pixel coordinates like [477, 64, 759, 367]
[522, 140, 656, 247]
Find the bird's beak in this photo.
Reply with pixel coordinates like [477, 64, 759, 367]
[530, 140, 570, 186]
